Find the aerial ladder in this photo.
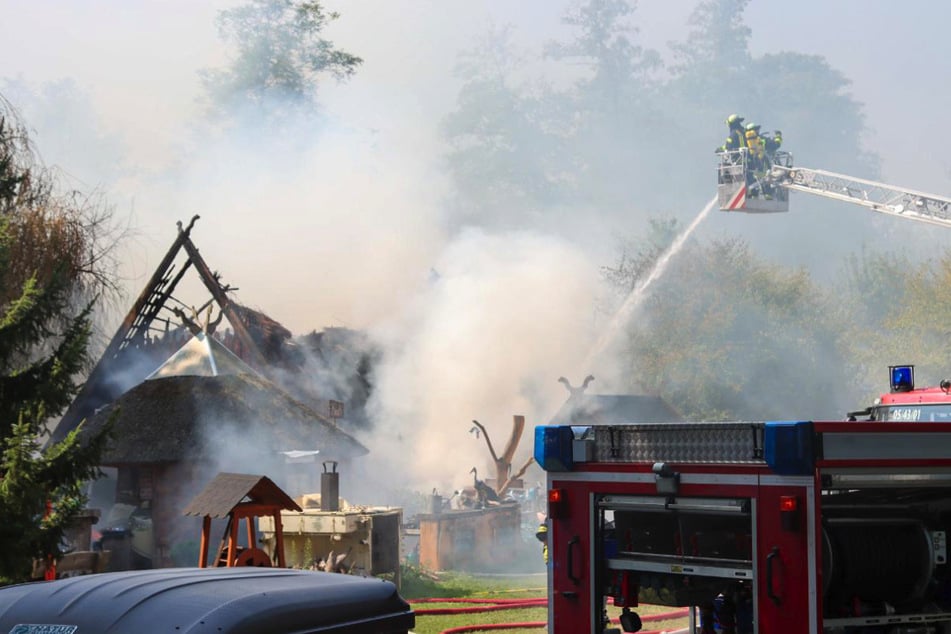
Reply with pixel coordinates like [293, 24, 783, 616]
[717, 148, 951, 228]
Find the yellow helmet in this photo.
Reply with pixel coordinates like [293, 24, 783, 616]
[726, 113, 745, 125]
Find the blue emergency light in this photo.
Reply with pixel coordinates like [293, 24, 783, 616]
[763, 421, 815, 476]
[534, 425, 574, 472]
[890, 365, 915, 393]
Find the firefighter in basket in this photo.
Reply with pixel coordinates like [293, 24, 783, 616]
[743, 122, 769, 197]
[716, 113, 746, 155]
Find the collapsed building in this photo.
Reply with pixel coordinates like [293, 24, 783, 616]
[47, 219, 685, 577]
[49, 218, 376, 570]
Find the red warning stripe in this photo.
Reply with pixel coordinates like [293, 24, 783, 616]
[728, 185, 746, 209]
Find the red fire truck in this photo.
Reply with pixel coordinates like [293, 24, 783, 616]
[849, 365, 951, 423]
[534, 420, 951, 633]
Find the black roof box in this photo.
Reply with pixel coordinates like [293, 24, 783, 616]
[0, 567, 415, 633]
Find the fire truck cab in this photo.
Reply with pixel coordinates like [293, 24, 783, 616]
[850, 365, 951, 423]
[535, 420, 951, 633]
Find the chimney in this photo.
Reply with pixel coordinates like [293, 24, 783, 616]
[321, 461, 340, 511]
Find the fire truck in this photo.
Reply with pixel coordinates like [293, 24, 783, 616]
[848, 365, 951, 423]
[534, 420, 951, 633]
[529, 158, 951, 634]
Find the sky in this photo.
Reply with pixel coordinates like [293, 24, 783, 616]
[3, 2, 948, 192]
[2, 0, 950, 491]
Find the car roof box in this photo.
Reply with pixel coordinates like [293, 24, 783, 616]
[0, 567, 415, 634]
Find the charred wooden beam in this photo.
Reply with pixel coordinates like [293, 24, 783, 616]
[180, 234, 266, 368]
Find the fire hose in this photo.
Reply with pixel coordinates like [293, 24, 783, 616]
[410, 598, 689, 633]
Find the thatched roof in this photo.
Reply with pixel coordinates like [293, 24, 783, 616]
[231, 303, 293, 363]
[183, 473, 301, 518]
[82, 373, 368, 466]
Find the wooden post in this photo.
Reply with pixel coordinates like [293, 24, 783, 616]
[199, 515, 211, 568]
[227, 514, 239, 567]
[245, 513, 255, 552]
[274, 512, 286, 568]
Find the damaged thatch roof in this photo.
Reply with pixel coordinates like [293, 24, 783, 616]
[230, 303, 293, 363]
[50, 221, 307, 445]
[82, 373, 368, 466]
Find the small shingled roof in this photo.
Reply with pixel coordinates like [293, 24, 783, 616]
[183, 472, 302, 519]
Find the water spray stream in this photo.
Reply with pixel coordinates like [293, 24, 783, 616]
[584, 195, 719, 370]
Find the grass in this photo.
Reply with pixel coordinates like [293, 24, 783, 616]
[399, 565, 689, 634]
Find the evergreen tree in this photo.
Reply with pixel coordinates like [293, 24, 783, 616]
[0, 99, 112, 585]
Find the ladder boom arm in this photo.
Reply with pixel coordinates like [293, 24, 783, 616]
[773, 165, 951, 228]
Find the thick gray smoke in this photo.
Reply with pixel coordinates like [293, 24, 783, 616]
[365, 228, 599, 491]
[3, 0, 951, 503]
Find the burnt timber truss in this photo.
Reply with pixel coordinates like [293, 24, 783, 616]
[50, 216, 266, 443]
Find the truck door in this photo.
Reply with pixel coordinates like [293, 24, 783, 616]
[755, 478, 816, 634]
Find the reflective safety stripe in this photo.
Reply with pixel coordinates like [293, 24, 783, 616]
[728, 185, 747, 209]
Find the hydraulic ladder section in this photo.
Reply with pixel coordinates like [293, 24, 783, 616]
[772, 164, 951, 228]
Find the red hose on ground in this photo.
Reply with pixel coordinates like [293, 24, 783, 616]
[412, 597, 545, 615]
[439, 623, 544, 633]
[409, 598, 688, 633]
[413, 598, 547, 604]
[439, 624, 684, 634]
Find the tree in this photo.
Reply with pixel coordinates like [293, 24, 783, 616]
[543, 0, 665, 212]
[842, 251, 951, 394]
[546, 0, 661, 114]
[605, 225, 853, 420]
[442, 1, 667, 228]
[199, 0, 362, 130]
[441, 24, 578, 227]
[669, 0, 751, 80]
[0, 98, 114, 584]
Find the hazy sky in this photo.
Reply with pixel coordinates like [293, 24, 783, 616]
[3, 2, 948, 191]
[2, 1, 950, 488]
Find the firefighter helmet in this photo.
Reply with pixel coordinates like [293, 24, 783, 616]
[726, 113, 744, 126]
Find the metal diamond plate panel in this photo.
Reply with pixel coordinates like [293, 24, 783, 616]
[593, 422, 766, 464]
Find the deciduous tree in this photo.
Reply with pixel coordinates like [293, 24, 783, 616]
[606, 226, 853, 420]
[200, 0, 361, 129]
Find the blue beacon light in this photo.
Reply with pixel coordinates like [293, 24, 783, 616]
[890, 365, 914, 393]
[534, 425, 574, 472]
[764, 421, 815, 476]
